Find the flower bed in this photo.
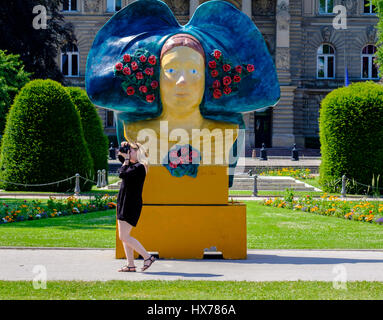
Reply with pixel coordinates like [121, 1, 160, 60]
[0, 194, 117, 224]
[260, 168, 314, 179]
[263, 193, 383, 225]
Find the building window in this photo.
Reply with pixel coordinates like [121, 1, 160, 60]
[107, 0, 122, 12]
[317, 44, 335, 79]
[361, 45, 379, 79]
[106, 110, 115, 127]
[63, 0, 78, 11]
[61, 44, 79, 77]
[363, 0, 376, 14]
[319, 0, 333, 14]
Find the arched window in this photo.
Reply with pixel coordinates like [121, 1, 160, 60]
[62, 0, 77, 12]
[319, 0, 334, 14]
[107, 0, 122, 12]
[361, 45, 379, 79]
[61, 44, 79, 77]
[363, 0, 376, 14]
[317, 44, 335, 79]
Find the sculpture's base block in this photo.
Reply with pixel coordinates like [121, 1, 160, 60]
[116, 203, 247, 259]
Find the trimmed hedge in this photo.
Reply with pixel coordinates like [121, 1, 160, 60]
[0, 79, 94, 192]
[319, 81, 383, 194]
[66, 87, 109, 181]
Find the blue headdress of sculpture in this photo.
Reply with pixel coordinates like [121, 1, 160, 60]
[85, 0, 280, 187]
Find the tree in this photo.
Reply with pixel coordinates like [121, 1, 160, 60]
[0, 50, 31, 136]
[0, 79, 94, 192]
[0, 0, 76, 83]
[66, 87, 109, 181]
[319, 81, 383, 194]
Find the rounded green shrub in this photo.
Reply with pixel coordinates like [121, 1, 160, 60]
[319, 81, 383, 194]
[0, 79, 94, 192]
[66, 87, 109, 181]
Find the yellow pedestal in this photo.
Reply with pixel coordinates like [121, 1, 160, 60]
[116, 202, 247, 259]
[142, 165, 228, 204]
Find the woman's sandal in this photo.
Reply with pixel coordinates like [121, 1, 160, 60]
[141, 255, 156, 271]
[118, 265, 136, 272]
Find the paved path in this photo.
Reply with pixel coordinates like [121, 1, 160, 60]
[1, 248, 383, 282]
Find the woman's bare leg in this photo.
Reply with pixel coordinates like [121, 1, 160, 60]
[118, 220, 151, 261]
[122, 242, 135, 267]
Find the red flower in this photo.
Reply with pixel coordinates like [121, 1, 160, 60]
[123, 54, 131, 63]
[223, 86, 232, 95]
[115, 62, 123, 71]
[123, 67, 131, 75]
[145, 67, 154, 76]
[208, 60, 217, 69]
[131, 61, 138, 71]
[223, 76, 232, 86]
[214, 50, 222, 60]
[136, 72, 143, 80]
[223, 64, 231, 72]
[169, 162, 177, 168]
[212, 80, 220, 89]
[247, 64, 255, 72]
[140, 55, 147, 63]
[213, 89, 222, 99]
[191, 150, 198, 158]
[148, 55, 157, 65]
[235, 65, 242, 73]
[146, 94, 155, 103]
[211, 70, 219, 78]
[126, 86, 135, 96]
[233, 75, 241, 83]
[151, 80, 159, 89]
[139, 85, 148, 93]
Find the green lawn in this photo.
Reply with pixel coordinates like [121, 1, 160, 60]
[1, 280, 383, 300]
[1, 201, 383, 249]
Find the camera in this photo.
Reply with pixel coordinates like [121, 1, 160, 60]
[119, 143, 130, 154]
[118, 142, 130, 163]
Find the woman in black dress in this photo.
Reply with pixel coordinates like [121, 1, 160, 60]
[117, 141, 156, 272]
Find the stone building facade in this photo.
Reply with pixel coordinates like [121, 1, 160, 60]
[59, 0, 379, 152]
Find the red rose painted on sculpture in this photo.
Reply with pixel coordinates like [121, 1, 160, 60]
[131, 61, 138, 71]
[213, 80, 220, 89]
[223, 76, 232, 86]
[211, 70, 219, 78]
[139, 55, 147, 63]
[136, 72, 143, 80]
[223, 64, 231, 72]
[223, 86, 232, 95]
[126, 86, 135, 96]
[214, 50, 222, 60]
[123, 54, 131, 62]
[115, 62, 123, 71]
[213, 89, 222, 99]
[151, 80, 158, 89]
[169, 162, 177, 168]
[146, 94, 155, 103]
[235, 65, 242, 73]
[247, 64, 255, 72]
[148, 55, 157, 65]
[123, 67, 131, 75]
[233, 75, 241, 83]
[139, 85, 148, 93]
[144, 67, 154, 76]
[208, 60, 217, 69]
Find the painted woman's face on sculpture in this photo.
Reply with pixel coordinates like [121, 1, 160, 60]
[159, 46, 205, 118]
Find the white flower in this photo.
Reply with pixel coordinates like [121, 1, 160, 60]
[36, 214, 41, 219]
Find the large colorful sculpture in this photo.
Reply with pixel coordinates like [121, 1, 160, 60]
[86, 0, 280, 259]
